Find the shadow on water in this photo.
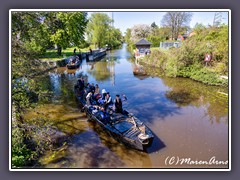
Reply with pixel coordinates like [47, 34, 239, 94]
[86, 121, 155, 168]
[145, 131, 166, 154]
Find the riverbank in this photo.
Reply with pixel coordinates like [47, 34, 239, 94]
[138, 50, 228, 86]
[135, 25, 229, 86]
[39, 46, 94, 61]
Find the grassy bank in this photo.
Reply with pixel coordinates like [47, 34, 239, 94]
[138, 25, 228, 86]
[139, 49, 228, 86]
[39, 46, 94, 61]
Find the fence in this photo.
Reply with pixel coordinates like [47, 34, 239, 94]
[159, 42, 182, 49]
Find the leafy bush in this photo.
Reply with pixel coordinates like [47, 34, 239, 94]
[138, 25, 228, 86]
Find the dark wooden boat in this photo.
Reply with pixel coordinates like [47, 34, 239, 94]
[66, 56, 81, 69]
[74, 84, 154, 151]
[88, 49, 107, 61]
[66, 60, 81, 69]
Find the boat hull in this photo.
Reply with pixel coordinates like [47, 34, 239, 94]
[74, 86, 154, 151]
[66, 63, 81, 69]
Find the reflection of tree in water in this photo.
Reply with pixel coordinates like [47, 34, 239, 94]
[129, 62, 228, 125]
[35, 70, 84, 106]
[87, 61, 110, 81]
[161, 77, 228, 124]
[87, 61, 116, 82]
[165, 90, 198, 106]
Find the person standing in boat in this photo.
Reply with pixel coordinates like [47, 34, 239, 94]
[86, 83, 92, 93]
[94, 84, 100, 95]
[90, 83, 95, 94]
[114, 94, 123, 114]
[93, 84, 100, 100]
[104, 92, 113, 109]
[98, 89, 107, 105]
[86, 91, 93, 105]
[101, 89, 107, 99]
[77, 77, 84, 90]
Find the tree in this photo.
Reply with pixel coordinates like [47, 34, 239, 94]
[12, 12, 50, 55]
[130, 24, 152, 43]
[151, 22, 158, 29]
[105, 27, 123, 48]
[44, 12, 88, 55]
[12, 12, 50, 167]
[161, 12, 193, 40]
[86, 13, 112, 48]
[124, 28, 132, 44]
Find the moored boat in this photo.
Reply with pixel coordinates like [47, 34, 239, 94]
[74, 82, 154, 151]
[66, 56, 81, 69]
[87, 49, 107, 61]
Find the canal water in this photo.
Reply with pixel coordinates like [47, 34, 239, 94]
[25, 43, 228, 168]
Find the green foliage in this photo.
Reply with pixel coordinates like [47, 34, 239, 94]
[147, 35, 163, 47]
[11, 12, 65, 167]
[125, 25, 171, 50]
[44, 12, 88, 55]
[87, 13, 112, 48]
[12, 125, 33, 167]
[137, 25, 229, 86]
[140, 49, 167, 69]
[105, 27, 123, 48]
[12, 12, 49, 55]
[124, 28, 135, 50]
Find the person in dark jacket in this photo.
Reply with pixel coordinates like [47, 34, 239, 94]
[77, 77, 85, 90]
[90, 83, 95, 94]
[114, 94, 123, 113]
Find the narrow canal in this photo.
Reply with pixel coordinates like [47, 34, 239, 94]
[25, 43, 228, 168]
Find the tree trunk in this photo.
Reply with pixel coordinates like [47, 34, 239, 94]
[57, 45, 62, 56]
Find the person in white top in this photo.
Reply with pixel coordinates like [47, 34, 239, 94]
[104, 92, 113, 109]
[86, 92, 92, 105]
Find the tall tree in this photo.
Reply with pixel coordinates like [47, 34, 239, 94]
[86, 13, 112, 48]
[12, 12, 51, 167]
[151, 22, 159, 36]
[12, 12, 49, 55]
[151, 22, 158, 29]
[44, 12, 88, 55]
[130, 24, 152, 42]
[161, 12, 193, 40]
[105, 27, 123, 48]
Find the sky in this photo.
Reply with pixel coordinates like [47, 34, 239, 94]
[88, 11, 229, 35]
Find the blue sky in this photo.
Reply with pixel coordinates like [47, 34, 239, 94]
[88, 11, 229, 34]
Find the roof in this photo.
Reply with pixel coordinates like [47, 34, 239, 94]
[135, 38, 152, 46]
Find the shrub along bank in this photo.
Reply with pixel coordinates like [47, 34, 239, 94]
[138, 25, 228, 86]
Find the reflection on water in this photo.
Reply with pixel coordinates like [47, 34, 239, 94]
[29, 43, 228, 168]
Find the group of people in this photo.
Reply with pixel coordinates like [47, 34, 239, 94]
[68, 56, 80, 65]
[76, 77, 124, 115]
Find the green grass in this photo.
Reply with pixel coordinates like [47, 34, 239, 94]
[150, 47, 160, 51]
[40, 46, 95, 61]
[150, 47, 169, 53]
